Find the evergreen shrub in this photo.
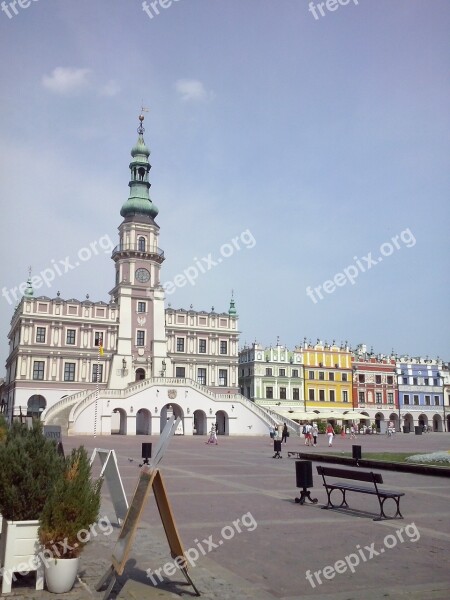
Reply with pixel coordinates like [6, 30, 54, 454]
[0, 421, 64, 521]
[39, 446, 102, 558]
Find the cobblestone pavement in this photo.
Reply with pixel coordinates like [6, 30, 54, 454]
[2, 433, 450, 599]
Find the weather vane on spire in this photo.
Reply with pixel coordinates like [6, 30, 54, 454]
[138, 104, 149, 133]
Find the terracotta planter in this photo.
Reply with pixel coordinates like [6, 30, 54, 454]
[44, 556, 80, 593]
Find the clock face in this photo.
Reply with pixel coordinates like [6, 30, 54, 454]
[135, 268, 150, 283]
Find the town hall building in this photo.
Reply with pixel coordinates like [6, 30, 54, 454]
[1, 116, 272, 436]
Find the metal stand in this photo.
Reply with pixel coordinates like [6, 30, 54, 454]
[295, 487, 318, 505]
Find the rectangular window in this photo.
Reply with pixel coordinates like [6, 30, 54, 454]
[94, 331, 103, 346]
[329, 372, 335, 381]
[266, 387, 273, 399]
[66, 329, 76, 345]
[424, 377, 429, 385]
[220, 341, 228, 355]
[197, 368, 206, 385]
[359, 391, 365, 403]
[375, 375, 382, 384]
[64, 363, 76, 382]
[434, 396, 440, 406]
[319, 389, 325, 401]
[198, 339, 207, 353]
[92, 364, 103, 382]
[293, 388, 300, 400]
[137, 302, 146, 313]
[413, 377, 418, 385]
[342, 390, 348, 403]
[219, 369, 228, 386]
[292, 369, 299, 377]
[176, 338, 185, 352]
[318, 371, 325, 380]
[404, 394, 410, 405]
[413, 395, 419, 405]
[309, 371, 314, 379]
[175, 367, 185, 378]
[388, 393, 394, 404]
[308, 388, 315, 401]
[376, 392, 382, 403]
[136, 331, 145, 346]
[433, 378, 438, 386]
[36, 327, 46, 343]
[402, 377, 407, 385]
[358, 374, 365, 383]
[280, 387, 287, 399]
[33, 361, 45, 380]
[342, 373, 348, 382]
[329, 390, 335, 402]
[387, 376, 393, 385]
[425, 395, 430, 405]
[266, 368, 272, 376]
[279, 368, 286, 377]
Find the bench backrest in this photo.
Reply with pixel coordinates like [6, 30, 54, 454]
[317, 465, 383, 484]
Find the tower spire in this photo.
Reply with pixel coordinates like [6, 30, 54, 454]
[120, 113, 159, 220]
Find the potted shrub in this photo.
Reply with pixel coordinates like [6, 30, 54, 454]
[38, 446, 102, 593]
[0, 420, 64, 594]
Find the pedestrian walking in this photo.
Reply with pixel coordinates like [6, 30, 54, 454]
[282, 423, 288, 443]
[326, 423, 335, 447]
[311, 423, 318, 446]
[350, 424, 356, 439]
[205, 424, 218, 445]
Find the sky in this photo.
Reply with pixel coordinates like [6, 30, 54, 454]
[0, 0, 449, 369]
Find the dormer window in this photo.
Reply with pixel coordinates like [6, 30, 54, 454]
[138, 237, 146, 251]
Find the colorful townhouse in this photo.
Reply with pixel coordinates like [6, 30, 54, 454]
[397, 358, 445, 432]
[352, 346, 398, 431]
[238, 342, 304, 405]
[300, 341, 353, 412]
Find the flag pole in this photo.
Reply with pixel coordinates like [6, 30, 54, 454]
[94, 337, 102, 438]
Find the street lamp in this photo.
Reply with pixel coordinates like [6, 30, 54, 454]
[161, 359, 166, 378]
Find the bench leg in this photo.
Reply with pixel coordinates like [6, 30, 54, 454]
[321, 487, 348, 510]
[374, 496, 404, 521]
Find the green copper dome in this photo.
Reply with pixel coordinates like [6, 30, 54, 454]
[131, 134, 150, 158]
[120, 116, 158, 219]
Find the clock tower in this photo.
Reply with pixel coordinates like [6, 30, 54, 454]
[109, 115, 167, 388]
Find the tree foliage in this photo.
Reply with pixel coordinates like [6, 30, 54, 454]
[0, 420, 64, 521]
[39, 446, 102, 558]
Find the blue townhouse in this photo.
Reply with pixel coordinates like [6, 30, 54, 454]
[397, 359, 445, 432]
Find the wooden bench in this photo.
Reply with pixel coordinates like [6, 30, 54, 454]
[316, 466, 405, 521]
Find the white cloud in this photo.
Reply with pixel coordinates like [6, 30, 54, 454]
[174, 79, 214, 102]
[99, 80, 121, 97]
[42, 67, 92, 95]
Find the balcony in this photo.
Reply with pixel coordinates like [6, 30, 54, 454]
[112, 244, 164, 262]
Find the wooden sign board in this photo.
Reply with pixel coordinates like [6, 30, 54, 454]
[90, 449, 128, 525]
[111, 466, 156, 575]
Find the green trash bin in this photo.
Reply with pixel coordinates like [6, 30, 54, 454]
[414, 426, 422, 435]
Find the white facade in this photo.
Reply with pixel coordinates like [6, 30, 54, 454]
[1, 118, 273, 436]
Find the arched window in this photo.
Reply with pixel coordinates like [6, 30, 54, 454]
[27, 394, 47, 419]
[138, 237, 146, 252]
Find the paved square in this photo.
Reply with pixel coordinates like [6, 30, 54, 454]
[4, 432, 450, 599]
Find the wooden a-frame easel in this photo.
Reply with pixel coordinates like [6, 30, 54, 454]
[96, 418, 200, 599]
